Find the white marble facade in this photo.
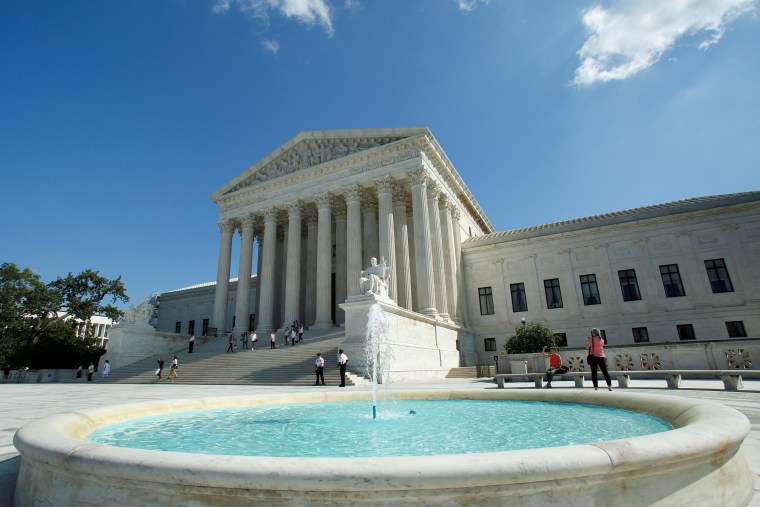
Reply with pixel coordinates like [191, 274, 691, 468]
[155, 128, 760, 371]
[208, 128, 490, 338]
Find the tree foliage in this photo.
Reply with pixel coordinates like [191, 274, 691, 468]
[505, 321, 557, 354]
[0, 262, 127, 368]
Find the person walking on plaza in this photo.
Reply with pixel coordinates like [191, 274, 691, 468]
[101, 360, 111, 379]
[76, 365, 83, 381]
[86, 362, 94, 382]
[541, 346, 568, 388]
[314, 352, 325, 386]
[338, 349, 348, 387]
[298, 323, 304, 343]
[156, 356, 164, 381]
[290, 327, 297, 346]
[227, 333, 235, 353]
[587, 328, 612, 391]
[169, 356, 178, 382]
[270, 330, 276, 349]
[283, 326, 290, 347]
[241, 332, 249, 350]
[251, 330, 257, 350]
[188, 334, 195, 353]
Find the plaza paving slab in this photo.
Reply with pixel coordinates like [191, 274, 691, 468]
[2, 378, 760, 506]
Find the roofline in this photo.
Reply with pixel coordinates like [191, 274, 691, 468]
[463, 191, 760, 247]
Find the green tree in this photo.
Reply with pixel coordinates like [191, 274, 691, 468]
[0, 262, 127, 368]
[505, 321, 557, 354]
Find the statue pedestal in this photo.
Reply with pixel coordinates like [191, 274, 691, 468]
[339, 297, 468, 382]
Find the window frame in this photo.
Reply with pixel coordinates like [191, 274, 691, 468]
[478, 286, 495, 316]
[484, 338, 496, 351]
[580, 274, 601, 305]
[660, 264, 686, 298]
[510, 282, 528, 312]
[677, 324, 696, 340]
[618, 269, 642, 302]
[726, 321, 747, 338]
[175, 322, 181, 334]
[544, 278, 563, 309]
[705, 258, 734, 293]
[632, 327, 649, 343]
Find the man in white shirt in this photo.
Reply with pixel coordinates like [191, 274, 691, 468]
[314, 352, 325, 386]
[251, 330, 257, 350]
[338, 349, 348, 387]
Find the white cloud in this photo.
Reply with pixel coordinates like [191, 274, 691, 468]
[456, 0, 491, 12]
[261, 39, 280, 54]
[211, 0, 334, 36]
[573, 0, 756, 86]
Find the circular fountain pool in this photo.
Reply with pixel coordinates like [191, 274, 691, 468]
[13, 389, 753, 506]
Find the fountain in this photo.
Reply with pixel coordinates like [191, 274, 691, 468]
[11, 268, 756, 505]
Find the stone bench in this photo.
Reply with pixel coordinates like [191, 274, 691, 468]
[494, 369, 747, 391]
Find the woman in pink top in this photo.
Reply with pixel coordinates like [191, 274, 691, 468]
[586, 328, 612, 391]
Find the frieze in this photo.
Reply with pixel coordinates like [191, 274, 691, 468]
[219, 147, 419, 214]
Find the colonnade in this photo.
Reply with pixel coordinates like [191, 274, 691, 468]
[212, 168, 466, 336]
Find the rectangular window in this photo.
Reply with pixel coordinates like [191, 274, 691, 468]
[660, 264, 685, 297]
[510, 283, 528, 312]
[618, 269, 642, 302]
[478, 287, 495, 315]
[677, 324, 696, 340]
[188, 320, 195, 336]
[202, 319, 209, 336]
[553, 333, 568, 347]
[544, 279, 563, 309]
[632, 327, 649, 343]
[705, 258, 734, 293]
[249, 314, 255, 332]
[484, 338, 496, 351]
[726, 321, 747, 338]
[175, 322, 181, 334]
[580, 274, 601, 305]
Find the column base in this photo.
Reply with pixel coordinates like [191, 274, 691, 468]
[419, 308, 439, 318]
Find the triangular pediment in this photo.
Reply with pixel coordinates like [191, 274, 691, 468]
[213, 128, 427, 200]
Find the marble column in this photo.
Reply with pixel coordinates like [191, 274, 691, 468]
[452, 208, 468, 326]
[233, 215, 255, 336]
[304, 210, 318, 325]
[407, 206, 418, 311]
[334, 201, 347, 325]
[257, 209, 278, 334]
[363, 197, 379, 266]
[376, 176, 396, 302]
[345, 185, 362, 298]
[275, 222, 287, 329]
[393, 183, 412, 310]
[284, 202, 302, 325]
[314, 193, 333, 327]
[212, 220, 235, 335]
[254, 234, 263, 330]
[409, 169, 438, 317]
[427, 182, 449, 320]
[440, 197, 458, 323]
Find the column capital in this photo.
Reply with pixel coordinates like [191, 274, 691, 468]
[240, 214, 256, 228]
[439, 193, 452, 210]
[217, 220, 235, 233]
[375, 175, 393, 195]
[262, 207, 278, 223]
[314, 192, 332, 210]
[409, 168, 429, 187]
[427, 181, 441, 199]
[452, 208, 461, 220]
[343, 184, 361, 204]
[285, 201, 303, 217]
[392, 181, 407, 204]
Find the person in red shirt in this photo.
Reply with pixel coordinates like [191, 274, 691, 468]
[542, 346, 568, 388]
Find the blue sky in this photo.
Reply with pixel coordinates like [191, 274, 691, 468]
[1, 0, 758, 308]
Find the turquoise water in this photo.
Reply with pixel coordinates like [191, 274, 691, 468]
[87, 400, 672, 457]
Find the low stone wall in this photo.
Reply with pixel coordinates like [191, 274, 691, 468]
[101, 324, 188, 370]
[500, 338, 760, 375]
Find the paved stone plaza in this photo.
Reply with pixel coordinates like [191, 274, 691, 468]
[2, 379, 760, 506]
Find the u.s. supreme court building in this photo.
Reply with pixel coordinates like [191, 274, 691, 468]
[155, 128, 760, 378]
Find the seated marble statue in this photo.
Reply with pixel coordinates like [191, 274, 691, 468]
[359, 257, 389, 296]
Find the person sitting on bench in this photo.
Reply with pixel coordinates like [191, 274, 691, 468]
[542, 346, 568, 388]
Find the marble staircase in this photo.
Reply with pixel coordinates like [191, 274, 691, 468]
[100, 328, 361, 386]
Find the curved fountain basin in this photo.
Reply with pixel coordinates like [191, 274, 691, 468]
[13, 389, 753, 506]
